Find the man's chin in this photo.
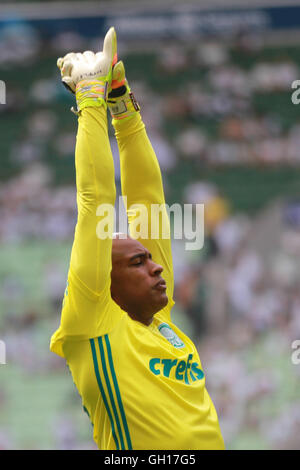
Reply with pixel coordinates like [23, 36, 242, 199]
[154, 293, 169, 313]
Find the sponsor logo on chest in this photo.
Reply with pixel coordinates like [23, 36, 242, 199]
[149, 353, 205, 385]
[148, 323, 205, 385]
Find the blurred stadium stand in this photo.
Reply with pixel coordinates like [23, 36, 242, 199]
[0, 0, 300, 450]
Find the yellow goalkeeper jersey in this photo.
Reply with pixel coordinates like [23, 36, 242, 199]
[50, 106, 225, 450]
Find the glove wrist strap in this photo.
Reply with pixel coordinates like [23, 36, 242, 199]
[107, 85, 140, 121]
[75, 79, 108, 111]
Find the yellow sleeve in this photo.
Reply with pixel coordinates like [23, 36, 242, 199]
[50, 107, 124, 358]
[113, 113, 175, 321]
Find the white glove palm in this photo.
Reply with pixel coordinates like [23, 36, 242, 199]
[57, 27, 117, 110]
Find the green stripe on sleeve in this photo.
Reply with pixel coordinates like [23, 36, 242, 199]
[105, 334, 133, 450]
[98, 337, 126, 450]
[89, 338, 120, 450]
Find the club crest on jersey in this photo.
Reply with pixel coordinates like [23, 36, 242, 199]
[158, 323, 185, 349]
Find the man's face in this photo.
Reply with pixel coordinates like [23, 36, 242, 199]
[110, 236, 168, 325]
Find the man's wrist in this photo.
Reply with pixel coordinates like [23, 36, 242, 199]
[75, 79, 108, 111]
[108, 87, 140, 121]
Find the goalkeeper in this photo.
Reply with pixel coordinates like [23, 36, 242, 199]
[50, 27, 225, 450]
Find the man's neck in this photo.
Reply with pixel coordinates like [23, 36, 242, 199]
[128, 311, 153, 326]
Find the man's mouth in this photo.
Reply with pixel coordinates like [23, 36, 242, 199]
[153, 279, 167, 291]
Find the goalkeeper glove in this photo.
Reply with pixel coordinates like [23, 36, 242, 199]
[107, 60, 140, 121]
[57, 26, 117, 112]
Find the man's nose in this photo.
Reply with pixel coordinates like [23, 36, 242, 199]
[150, 260, 163, 276]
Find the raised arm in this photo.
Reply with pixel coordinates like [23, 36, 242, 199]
[50, 29, 121, 357]
[70, 106, 115, 293]
[108, 61, 174, 309]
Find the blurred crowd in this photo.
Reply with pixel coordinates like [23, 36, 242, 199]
[0, 20, 300, 449]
